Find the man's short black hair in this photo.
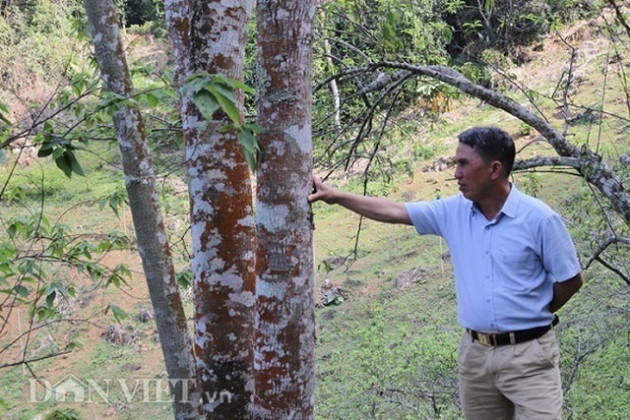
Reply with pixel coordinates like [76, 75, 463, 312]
[458, 127, 516, 177]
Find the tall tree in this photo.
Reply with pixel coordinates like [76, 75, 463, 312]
[254, 1, 318, 418]
[165, 1, 257, 417]
[82, 0, 200, 418]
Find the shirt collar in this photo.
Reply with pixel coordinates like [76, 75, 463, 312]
[500, 183, 520, 219]
[468, 183, 520, 219]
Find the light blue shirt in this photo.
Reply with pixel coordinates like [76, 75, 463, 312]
[405, 185, 581, 332]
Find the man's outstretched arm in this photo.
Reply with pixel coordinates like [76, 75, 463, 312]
[308, 176, 412, 225]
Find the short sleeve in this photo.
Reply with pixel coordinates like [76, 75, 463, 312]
[540, 214, 581, 282]
[405, 196, 455, 237]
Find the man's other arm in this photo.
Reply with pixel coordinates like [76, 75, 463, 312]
[308, 176, 412, 225]
[550, 272, 583, 313]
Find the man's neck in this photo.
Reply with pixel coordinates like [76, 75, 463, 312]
[476, 182, 512, 221]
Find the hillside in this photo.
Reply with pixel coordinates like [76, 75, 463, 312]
[1, 9, 630, 420]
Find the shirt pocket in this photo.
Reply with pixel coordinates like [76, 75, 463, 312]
[500, 249, 540, 290]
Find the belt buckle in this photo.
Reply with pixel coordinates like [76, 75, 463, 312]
[477, 333, 495, 346]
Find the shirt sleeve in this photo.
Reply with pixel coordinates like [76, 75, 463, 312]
[540, 213, 582, 282]
[405, 196, 454, 237]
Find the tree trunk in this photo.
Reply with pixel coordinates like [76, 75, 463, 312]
[166, 1, 256, 418]
[254, 1, 318, 418]
[83, 1, 199, 418]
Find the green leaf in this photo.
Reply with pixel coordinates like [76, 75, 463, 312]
[208, 85, 240, 124]
[192, 90, 219, 120]
[7, 224, 17, 239]
[211, 73, 231, 86]
[39, 213, 50, 229]
[110, 304, 128, 324]
[526, 89, 540, 102]
[226, 78, 255, 94]
[248, 124, 265, 134]
[33, 306, 54, 321]
[184, 72, 254, 123]
[107, 263, 131, 288]
[37, 143, 54, 157]
[72, 79, 83, 97]
[66, 341, 83, 350]
[176, 270, 193, 289]
[67, 150, 85, 176]
[243, 150, 257, 173]
[382, 21, 396, 44]
[237, 130, 259, 172]
[183, 74, 211, 95]
[57, 284, 69, 297]
[46, 290, 56, 308]
[237, 130, 257, 154]
[14, 284, 29, 297]
[210, 82, 237, 104]
[52, 147, 63, 160]
[84, 263, 105, 280]
[144, 91, 159, 107]
[0, 100, 11, 126]
[108, 196, 120, 218]
[54, 150, 84, 178]
[55, 153, 73, 178]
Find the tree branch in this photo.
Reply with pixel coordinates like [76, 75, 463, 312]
[513, 156, 581, 171]
[595, 256, 630, 286]
[585, 235, 630, 269]
[368, 60, 630, 223]
[0, 350, 72, 369]
[608, 0, 630, 39]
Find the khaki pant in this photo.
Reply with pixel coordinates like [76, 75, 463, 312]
[458, 330, 563, 420]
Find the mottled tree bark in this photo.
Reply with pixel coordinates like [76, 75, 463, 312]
[82, 1, 199, 418]
[166, 1, 256, 418]
[254, 1, 318, 419]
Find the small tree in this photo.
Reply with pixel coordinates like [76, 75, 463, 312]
[82, 0, 199, 417]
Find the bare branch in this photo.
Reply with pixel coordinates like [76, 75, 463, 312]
[0, 350, 73, 369]
[602, 13, 630, 118]
[553, 33, 578, 137]
[608, 0, 630, 38]
[513, 156, 581, 171]
[352, 78, 408, 259]
[595, 255, 630, 286]
[585, 235, 630, 269]
[1, 82, 99, 150]
[314, 66, 369, 93]
[345, 73, 413, 171]
[350, 70, 410, 100]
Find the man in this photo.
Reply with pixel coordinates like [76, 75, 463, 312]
[308, 127, 583, 420]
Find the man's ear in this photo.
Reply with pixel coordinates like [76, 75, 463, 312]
[490, 161, 503, 180]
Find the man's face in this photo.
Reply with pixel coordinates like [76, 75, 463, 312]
[453, 143, 495, 202]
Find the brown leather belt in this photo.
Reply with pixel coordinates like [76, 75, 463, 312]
[469, 315, 559, 346]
